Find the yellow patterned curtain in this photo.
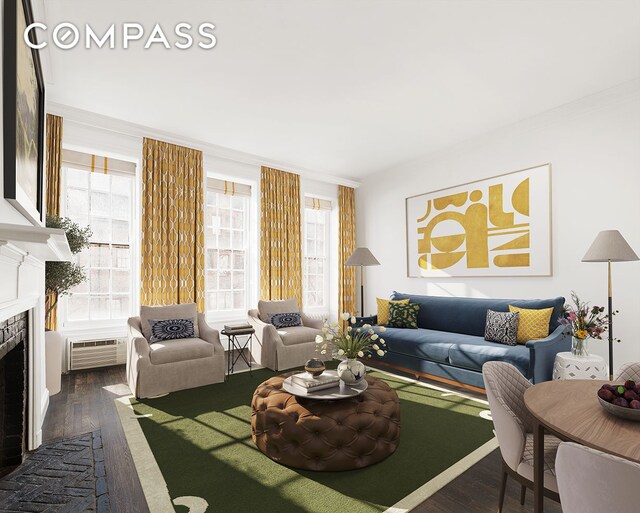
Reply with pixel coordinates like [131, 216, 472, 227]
[45, 114, 63, 331]
[141, 138, 205, 310]
[338, 185, 357, 317]
[260, 167, 302, 307]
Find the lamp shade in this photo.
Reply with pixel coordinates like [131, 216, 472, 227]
[345, 247, 380, 267]
[582, 230, 639, 262]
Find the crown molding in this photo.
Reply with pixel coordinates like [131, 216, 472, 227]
[46, 102, 361, 189]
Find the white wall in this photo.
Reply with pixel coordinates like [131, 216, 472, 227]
[356, 80, 640, 368]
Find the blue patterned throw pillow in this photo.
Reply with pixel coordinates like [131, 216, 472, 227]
[268, 312, 302, 329]
[148, 318, 195, 342]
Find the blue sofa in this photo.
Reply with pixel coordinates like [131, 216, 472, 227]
[368, 292, 569, 390]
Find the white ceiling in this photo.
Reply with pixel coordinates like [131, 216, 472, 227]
[38, 0, 640, 181]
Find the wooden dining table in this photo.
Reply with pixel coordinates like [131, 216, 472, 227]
[524, 379, 640, 513]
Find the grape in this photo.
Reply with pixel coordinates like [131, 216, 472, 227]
[634, 384, 640, 395]
[624, 380, 636, 390]
[598, 389, 615, 402]
[616, 385, 626, 396]
[630, 400, 640, 410]
[623, 390, 640, 402]
[612, 397, 629, 408]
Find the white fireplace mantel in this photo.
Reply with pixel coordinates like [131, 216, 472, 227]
[0, 222, 71, 451]
[0, 223, 72, 262]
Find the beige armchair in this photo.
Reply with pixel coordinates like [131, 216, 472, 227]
[482, 361, 561, 512]
[247, 299, 330, 371]
[127, 304, 225, 398]
[556, 442, 640, 513]
[615, 361, 640, 381]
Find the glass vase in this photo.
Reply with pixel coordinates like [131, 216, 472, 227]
[571, 336, 589, 357]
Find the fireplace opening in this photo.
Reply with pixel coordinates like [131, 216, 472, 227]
[0, 311, 28, 478]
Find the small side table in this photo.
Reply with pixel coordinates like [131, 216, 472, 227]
[553, 351, 608, 380]
[221, 328, 255, 380]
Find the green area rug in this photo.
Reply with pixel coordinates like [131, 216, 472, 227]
[126, 368, 495, 513]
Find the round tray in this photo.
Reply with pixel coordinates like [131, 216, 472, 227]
[283, 370, 368, 400]
[598, 396, 640, 422]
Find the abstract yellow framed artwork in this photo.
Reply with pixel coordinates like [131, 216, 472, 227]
[406, 164, 551, 277]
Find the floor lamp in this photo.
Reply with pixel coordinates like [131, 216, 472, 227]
[345, 248, 380, 316]
[582, 230, 639, 380]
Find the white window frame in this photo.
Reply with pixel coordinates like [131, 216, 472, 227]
[303, 206, 330, 313]
[59, 163, 138, 332]
[204, 188, 252, 322]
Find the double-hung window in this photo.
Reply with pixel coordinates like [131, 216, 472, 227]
[205, 178, 251, 319]
[303, 197, 331, 311]
[60, 150, 136, 327]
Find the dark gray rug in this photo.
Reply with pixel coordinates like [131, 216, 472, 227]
[0, 430, 110, 512]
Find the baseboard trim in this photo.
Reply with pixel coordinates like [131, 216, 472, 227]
[368, 360, 487, 395]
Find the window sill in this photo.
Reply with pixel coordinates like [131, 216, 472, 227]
[60, 323, 128, 340]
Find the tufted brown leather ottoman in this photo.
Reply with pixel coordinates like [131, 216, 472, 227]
[251, 374, 400, 471]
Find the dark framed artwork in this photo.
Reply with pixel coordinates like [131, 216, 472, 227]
[3, 0, 45, 226]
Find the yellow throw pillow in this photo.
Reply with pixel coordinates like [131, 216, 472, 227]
[376, 298, 410, 325]
[508, 305, 553, 344]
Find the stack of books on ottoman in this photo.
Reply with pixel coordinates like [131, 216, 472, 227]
[291, 373, 339, 394]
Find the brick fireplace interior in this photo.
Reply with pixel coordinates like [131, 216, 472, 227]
[0, 312, 28, 477]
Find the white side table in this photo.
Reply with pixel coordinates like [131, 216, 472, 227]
[552, 352, 608, 380]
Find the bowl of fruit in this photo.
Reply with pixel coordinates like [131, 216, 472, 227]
[597, 380, 640, 421]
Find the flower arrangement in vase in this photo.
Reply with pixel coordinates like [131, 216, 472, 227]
[316, 313, 387, 384]
[559, 291, 612, 357]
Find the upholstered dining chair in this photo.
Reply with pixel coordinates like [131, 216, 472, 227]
[556, 442, 640, 513]
[482, 361, 561, 512]
[615, 361, 640, 381]
[127, 303, 225, 398]
[247, 298, 330, 371]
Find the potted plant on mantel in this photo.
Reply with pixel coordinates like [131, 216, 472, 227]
[44, 215, 91, 395]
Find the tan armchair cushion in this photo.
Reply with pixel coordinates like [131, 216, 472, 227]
[277, 326, 323, 346]
[257, 299, 299, 322]
[149, 337, 214, 365]
[140, 303, 199, 340]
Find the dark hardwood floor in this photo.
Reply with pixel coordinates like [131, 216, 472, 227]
[41, 364, 562, 513]
[42, 366, 149, 513]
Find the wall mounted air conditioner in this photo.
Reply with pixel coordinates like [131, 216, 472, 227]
[68, 337, 127, 371]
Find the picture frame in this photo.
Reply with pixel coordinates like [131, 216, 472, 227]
[3, 0, 46, 226]
[405, 164, 552, 278]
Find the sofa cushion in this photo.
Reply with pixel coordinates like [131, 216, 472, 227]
[448, 337, 530, 376]
[388, 302, 420, 329]
[376, 298, 410, 325]
[390, 292, 564, 337]
[149, 337, 214, 365]
[509, 305, 553, 344]
[268, 312, 302, 329]
[484, 310, 519, 346]
[276, 326, 323, 346]
[379, 328, 456, 364]
[258, 299, 299, 323]
[140, 303, 199, 340]
[148, 318, 196, 342]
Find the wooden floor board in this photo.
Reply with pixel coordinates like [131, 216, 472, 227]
[41, 364, 562, 513]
